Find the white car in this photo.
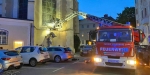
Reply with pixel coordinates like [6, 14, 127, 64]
[15, 46, 50, 67]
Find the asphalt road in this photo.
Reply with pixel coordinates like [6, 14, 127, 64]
[4, 57, 150, 75]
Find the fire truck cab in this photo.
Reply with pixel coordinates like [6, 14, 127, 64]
[93, 24, 145, 70]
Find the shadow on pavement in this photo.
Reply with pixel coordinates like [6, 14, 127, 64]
[93, 67, 136, 75]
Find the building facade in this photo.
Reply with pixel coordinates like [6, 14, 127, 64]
[79, 14, 115, 45]
[0, 0, 79, 51]
[0, 18, 33, 49]
[135, 0, 150, 45]
[79, 19, 99, 45]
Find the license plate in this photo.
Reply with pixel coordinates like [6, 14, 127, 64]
[108, 60, 119, 63]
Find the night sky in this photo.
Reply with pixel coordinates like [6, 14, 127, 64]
[78, 0, 135, 19]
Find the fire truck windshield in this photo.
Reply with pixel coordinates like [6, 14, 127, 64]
[98, 29, 132, 42]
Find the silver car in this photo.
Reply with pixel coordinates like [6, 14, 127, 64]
[0, 50, 23, 70]
[47, 47, 74, 63]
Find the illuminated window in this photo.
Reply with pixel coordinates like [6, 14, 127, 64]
[0, 29, 8, 45]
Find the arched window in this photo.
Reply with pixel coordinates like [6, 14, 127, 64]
[0, 29, 8, 45]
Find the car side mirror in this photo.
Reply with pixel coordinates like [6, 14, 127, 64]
[140, 31, 145, 42]
[133, 29, 145, 43]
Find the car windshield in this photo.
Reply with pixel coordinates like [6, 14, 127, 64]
[84, 46, 92, 48]
[39, 47, 47, 52]
[139, 45, 148, 49]
[4, 51, 19, 56]
[98, 29, 132, 42]
[64, 47, 71, 51]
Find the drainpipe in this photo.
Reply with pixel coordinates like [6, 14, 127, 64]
[30, 23, 32, 46]
[147, 25, 150, 45]
[30, 23, 33, 46]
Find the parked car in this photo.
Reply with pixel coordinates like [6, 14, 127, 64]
[136, 45, 148, 60]
[47, 47, 74, 63]
[141, 45, 150, 65]
[15, 46, 50, 67]
[0, 63, 3, 74]
[80, 45, 93, 56]
[0, 50, 23, 70]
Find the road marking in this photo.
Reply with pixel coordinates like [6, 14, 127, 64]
[52, 67, 64, 72]
[22, 67, 58, 69]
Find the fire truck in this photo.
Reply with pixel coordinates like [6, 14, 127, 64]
[85, 15, 145, 71]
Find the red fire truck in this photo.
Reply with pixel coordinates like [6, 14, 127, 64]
[86, 15, 145, 71]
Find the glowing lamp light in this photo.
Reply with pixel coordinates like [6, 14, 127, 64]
[14, 41, 23, 49]
[94, 57, 102, 62]
[130, 26, 132, 28]
[127, 60, 136, 65]
[96, 27, 99, 30]
[82, 34, 84, 37]
[88, 41, 91, 45]
[47, 22, 55, 28]
[46, 29, 50, 34]
[15, 41, 23, 44]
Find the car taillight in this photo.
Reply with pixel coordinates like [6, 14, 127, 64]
[1, 58, 11, 60]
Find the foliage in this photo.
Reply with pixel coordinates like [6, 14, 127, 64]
[89, 30, 97, 41]
[102, 14, 116, 21]
[74, 35, 80, 53]
[116, 7, 136, 27]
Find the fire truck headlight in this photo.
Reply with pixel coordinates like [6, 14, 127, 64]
[127, 60, 136, 65]
[94, 57, 102, 62]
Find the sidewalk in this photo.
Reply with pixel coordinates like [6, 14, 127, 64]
[74, 52, 80, 58]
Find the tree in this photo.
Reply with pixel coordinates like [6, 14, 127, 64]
[89, 30, 97, 41]
[102, 14, 116, 21]
[116, 7, 136, 27]
[74, 35, 80, 53]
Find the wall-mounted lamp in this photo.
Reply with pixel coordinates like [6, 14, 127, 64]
[46, 29, 50, 34]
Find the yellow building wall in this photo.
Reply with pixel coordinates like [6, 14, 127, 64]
[34, 0, 77, 52]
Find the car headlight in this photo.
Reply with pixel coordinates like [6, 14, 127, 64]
[127, 60, 136, 65]
[94, 57, 102, 62]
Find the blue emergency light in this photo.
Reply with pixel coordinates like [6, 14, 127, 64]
[126, 22, 130, 26]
